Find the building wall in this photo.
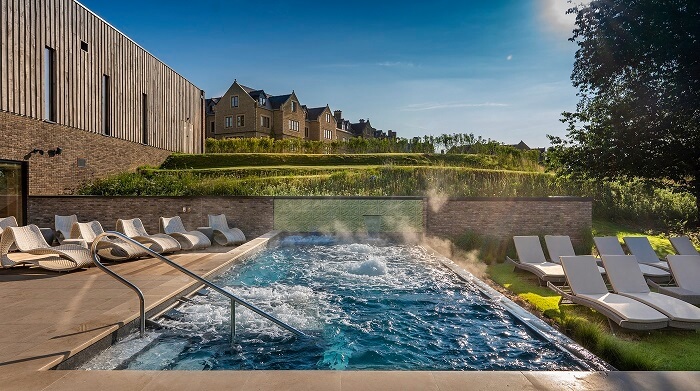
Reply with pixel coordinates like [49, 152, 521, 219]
[27, 196, 592, 245]
[0, 0, 204, 153]
[274, 93, 305, 139]
[1, 111, 170, 195]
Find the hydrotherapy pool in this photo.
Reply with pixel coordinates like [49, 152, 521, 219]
[83, 236, 596, 371]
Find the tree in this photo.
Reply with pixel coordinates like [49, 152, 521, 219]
[549, 0, 700, 226]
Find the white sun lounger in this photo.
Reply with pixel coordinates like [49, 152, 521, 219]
[669, 236, 699, 256]
[601, 254, 700, 329]
[544, 235, 606, 274]
[71, 221, 149, 261]
[160, 216, 211, 250]
[550, 255, 668, 330]
[622, 237, 670, 271]
[505, 236, 565, 284]
[208, 214, 246, 246]
[647, 255, 700, 305]
[54, 214, 78, 244]
[0, 224, 93, 271]
[116, 218, 181, 254]
[594, 236, 670, 279]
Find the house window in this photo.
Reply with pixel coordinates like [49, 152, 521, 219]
[289, 120, 299, 131]
[326, 113, 331, 123]
[43, 47, 56, 122]
[101, 74, 111, 135]
[291, 101, 297, 112]
[259, 96, 266, 106]
[231, 95, 239, 107]
[80, 41, 88, 52]
[304, 127, 309, 138]
[261, 116, 270, 128]
[324, 129, 333, 139]
[142, 93, 148, 144]
[210, 121, 215, 134]
[237, 115, 245, 127]
[225, 116, 233, 128]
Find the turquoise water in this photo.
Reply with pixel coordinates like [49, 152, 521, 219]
[85, 236, 585, 370]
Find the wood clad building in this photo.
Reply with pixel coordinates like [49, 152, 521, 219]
[0, 0, 205, 196]
[0, 0, 204, 152]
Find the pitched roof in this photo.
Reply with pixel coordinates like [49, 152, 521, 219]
[305, 107, 326, 121]
[268, 94, 292, 109]
[205, 97, 221, 116]
[238, 84, 257, 94]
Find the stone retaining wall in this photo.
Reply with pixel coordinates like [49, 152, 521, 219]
[28, 196, 591, 245]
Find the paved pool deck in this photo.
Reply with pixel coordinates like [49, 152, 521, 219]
[0, 233, 698, 390]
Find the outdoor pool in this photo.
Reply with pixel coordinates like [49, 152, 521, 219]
[82, 235, 592, 371]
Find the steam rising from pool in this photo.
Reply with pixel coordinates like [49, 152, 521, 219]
[82, 236, 585, 371]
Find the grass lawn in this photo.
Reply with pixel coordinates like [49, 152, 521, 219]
[486, 220, 700, 370]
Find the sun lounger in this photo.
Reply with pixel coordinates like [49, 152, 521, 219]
[207, 214, 246, 246]
[116, 218, 181, 254]
[669, 236, 699, 256]
[160, 216, 211, 250]
[71, 220, 149, 261]
[1, 216, 54, 247]
[549, 255, 668, 330]
[601, 254, 700, 329]
[54, 214, 78, 244]
[647, 255, 700, 305]
[505, 236, 565, 284]
[544, 235, 606, 274]
[0, 224, 93, 271]
[622, 237, 670, 271]
[594, 236, 670, 280]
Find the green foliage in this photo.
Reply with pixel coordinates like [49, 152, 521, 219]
[205, 137, 435, 154]
[550, 0, 700, 225]
[162, 152, 542, 172]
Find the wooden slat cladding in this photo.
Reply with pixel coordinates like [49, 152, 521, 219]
[0, 0, 203, 153]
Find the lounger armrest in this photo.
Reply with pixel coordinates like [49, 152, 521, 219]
[645, 278, 669, 290]
[505, 256, 519, 265]
[547, 281, 566, 296]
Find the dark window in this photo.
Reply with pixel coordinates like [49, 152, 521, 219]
[43, 47, 56, 122]
[80, 41, 88, 52]
[101, 75, 111, 135]
[0, 160, 28, 225]
[237, 115, 244, 127]
[142, 93, 148, 144]
[210, 121, 215, 134]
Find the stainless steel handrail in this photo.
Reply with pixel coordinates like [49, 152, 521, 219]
[90, 231, 306, 339]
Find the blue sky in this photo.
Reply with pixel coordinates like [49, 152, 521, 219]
[78, 0, 579, 147]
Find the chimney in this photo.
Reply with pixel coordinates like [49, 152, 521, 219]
[359, 119, 365, 124]
[334, 110, 342, 122]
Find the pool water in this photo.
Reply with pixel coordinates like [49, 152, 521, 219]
[83, 236, 586, 371]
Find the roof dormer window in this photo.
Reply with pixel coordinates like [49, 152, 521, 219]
[259, 96, 266, 106]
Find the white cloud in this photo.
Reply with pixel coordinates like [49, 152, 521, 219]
[402, 102, 509, 112]
[506, 54, 513, 61]
[377, 61, 416, 68]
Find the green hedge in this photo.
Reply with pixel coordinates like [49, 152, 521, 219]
[161, 153, 542, 172]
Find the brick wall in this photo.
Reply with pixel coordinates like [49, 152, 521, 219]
[0, 111, 171, 195]
[426, 197, 592, 246]
[28, 196, 591, 245]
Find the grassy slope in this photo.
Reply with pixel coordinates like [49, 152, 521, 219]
[487, 220, 700, 370]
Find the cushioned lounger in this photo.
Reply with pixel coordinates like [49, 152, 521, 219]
[160, 216, 211, 250]
[544, 235, 606, 274]
[623, 237, 670, 271]
[601, 254, 700, 329]
[116, 218, 181, 254]
[648, 255, 700, 305]
[552, 255, 668, 330]
[505, 236, 565, 284]
[594, 236, 670, 279]
[208, 214, 246, 246]
[0, 224, 93, 272]
[669, 236, 700, 256]
[71, 221, 149, 261]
